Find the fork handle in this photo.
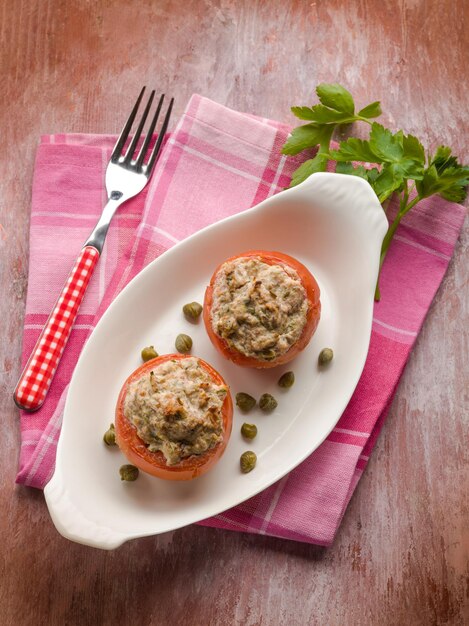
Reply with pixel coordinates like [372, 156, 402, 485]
[14, 246, 100, 412]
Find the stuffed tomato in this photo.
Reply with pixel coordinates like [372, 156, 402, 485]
[115, 354, 233, 480]
[203, 250, 321, 368]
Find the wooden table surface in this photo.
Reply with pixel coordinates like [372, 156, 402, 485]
[1, 1, 468, 624]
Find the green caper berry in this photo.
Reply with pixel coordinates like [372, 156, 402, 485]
[103, 423, 116, 446]
[141, 345, 158, 362]
[241, 423, 258, 439]
[175, 333, 193, 353]
[318, 348, 334, 366]
[278, 371, 295, 388]
[119, 464, 139, 481]
[240, 451, 257, 473]
[183, 301, 203, 320]
[236, 392, 256, 412]
[259, 393, 278, 412]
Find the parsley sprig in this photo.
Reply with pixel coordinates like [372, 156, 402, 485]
[282, 84, 469, 300]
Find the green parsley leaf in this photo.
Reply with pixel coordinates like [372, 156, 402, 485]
[415, 165, 438, 198]
[330, 137, 379, 163]
[316, 83, 355, 115]
[335, 161, 356, 175]
[335, 162, 381, 187]
[369, 123, 403, 161]
[416, 147, 469, 201]
[437, 167, 469, 188]
[402, 134, 425, 165]
[281, 124, 325, 155]
[401, 160, 425, 179]
[438, 176, 469, 202]
[371, 164, 405, 202]
[282, 124, 334, 156]
[290, 106, 317, 121]
[289, 154, 328, 187]
[358, 101, 382, 119]
[335, 162, 368, 178]
[433, 145, 452, 161]
[306, 104, 356, 125]
[366, 167, 380, 184]
[438, 183, 468, 203]
[366, 124, 425, 182]
[431, 145, 459, 173]
[416, 163, 469, 202]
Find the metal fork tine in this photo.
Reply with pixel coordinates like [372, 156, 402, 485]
[146, 97, 174, 174]
[135, 94, 165, 169]
[123, 90, 155, 164]
[111, 86, 146, 162]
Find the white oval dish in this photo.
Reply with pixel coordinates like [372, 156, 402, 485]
[44, 172, 387, 549]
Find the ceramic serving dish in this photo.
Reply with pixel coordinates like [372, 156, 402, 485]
[44, 172, 387, 549]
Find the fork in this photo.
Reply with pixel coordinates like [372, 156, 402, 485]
[14, 88, 174, 412]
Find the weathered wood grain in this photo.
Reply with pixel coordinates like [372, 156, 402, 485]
[0, 1, 467, 624]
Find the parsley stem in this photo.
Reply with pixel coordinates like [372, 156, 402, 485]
[400, 195, 420, 216]
[356, 116, 374, 125]
[400, 182, 410, 212]
[374, 191, 422, 301]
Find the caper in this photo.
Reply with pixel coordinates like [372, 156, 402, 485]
[236, 392, 256, 412]
[183, 301, 203, 320]
[240, 451, 257, 473]
[241, 423, 258, 439]
[278, 371, 295, 388]
[103, 423, 116, 446]
[119, 464, 139, 481]
[318, 348, 334, 366]
[259, 393, 278, 412]
[141, 345, 158, 362]
[175, 333, 193, 353]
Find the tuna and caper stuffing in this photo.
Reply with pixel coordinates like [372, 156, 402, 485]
[210, 256, 309, 362]
[123, 357, 228, 466]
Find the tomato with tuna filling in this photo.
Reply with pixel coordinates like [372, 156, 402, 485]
[115, 354, 233, 480]
[203, 250, 321, 368]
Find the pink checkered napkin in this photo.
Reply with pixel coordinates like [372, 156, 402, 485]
[17, 95, 466, 546]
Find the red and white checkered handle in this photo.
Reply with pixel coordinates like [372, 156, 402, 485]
[14, 246, 100, 412]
